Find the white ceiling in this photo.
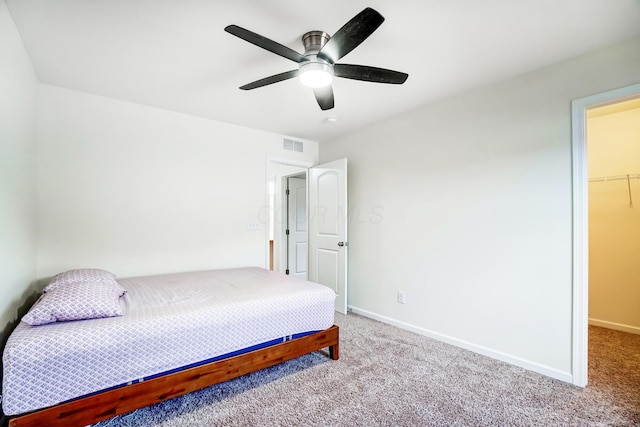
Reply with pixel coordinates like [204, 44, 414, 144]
[6, 0, 640, 142]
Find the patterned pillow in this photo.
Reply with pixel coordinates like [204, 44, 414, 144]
[22, 282, 125, 326]
[44, 268, 126, 296]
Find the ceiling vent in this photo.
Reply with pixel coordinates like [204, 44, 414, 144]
[283, 138, 304, 153]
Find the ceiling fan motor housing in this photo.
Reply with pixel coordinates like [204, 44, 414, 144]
[299, 31, 334, 87]
[302, 31, 331, 55]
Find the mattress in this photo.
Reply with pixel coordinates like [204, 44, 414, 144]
[2, 267, 336, 416]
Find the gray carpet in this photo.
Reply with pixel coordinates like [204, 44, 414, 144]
[94, 313, 640, 426]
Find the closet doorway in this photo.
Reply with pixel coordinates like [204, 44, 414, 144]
[571, 82, 640, 387]
[586, 98, 640, 335]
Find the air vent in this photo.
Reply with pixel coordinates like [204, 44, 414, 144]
[283, 138, 304, 153]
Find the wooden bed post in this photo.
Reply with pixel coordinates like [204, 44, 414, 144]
[329, 339, 339, 360]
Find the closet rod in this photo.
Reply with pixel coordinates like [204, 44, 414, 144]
[589, 173, 638, 207]
[588, 173, 640, 183]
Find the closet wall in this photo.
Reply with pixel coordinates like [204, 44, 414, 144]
[587, 99, 640, 334]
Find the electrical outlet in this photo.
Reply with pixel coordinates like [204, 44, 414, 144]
[397, 291, 406, 304]
[248, 222, 260, 231]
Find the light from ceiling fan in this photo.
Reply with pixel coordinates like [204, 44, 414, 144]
[299, 61, 333, 88]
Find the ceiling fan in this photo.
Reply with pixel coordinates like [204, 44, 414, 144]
[224, 7, 408, 111]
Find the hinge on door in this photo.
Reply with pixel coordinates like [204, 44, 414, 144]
[285, 229, 290, 235]
[285, 269, 290, 275]
[286, 189, 290, 195]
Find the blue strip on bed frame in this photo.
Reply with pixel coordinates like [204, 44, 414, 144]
[73, 330, 319, 401]
[144, 330, 318, 380]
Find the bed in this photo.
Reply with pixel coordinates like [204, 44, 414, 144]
[2, 267, 339, 427]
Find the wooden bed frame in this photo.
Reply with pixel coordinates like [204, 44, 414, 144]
[8, 325, 339, 427]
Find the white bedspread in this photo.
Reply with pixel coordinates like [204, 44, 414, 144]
[2, 267, 336, 415]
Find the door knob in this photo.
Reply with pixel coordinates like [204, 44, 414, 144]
[338, 241, 348, 247]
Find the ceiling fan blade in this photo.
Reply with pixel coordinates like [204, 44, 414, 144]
[225, 25, 307, 63]
[239, 70, 299, 90]
[313, 86, 335, 110]
[334, 64, 408, 84]
[317, 8, 385, 64]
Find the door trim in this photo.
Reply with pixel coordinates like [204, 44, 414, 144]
[265, 158, 314, 273]
[570, 82, 640, 387]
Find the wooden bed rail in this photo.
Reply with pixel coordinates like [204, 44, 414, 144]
[9, 325, 339, 427]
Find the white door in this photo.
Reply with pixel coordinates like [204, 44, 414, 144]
[287, 176, 307, 279]
[308, 158, 348, 314]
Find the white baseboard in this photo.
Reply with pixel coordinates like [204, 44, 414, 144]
[589, 318, 640, 335]
[348, 305, 573, 384]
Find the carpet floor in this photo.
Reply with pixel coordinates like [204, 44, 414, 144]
[94, 313, 640, 426]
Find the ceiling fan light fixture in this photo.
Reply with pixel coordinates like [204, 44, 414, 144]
[299, 61, 333, 88]
[226, 8, 408, 110]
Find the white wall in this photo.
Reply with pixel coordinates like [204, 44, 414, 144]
[37, 85, 318, 279]
[320, 35, 640, 381]
[0, 0, 39, 327]
[588, 106, 640, 333]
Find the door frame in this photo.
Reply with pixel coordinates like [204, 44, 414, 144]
[570, 82, 640, 387]
[265, 157, 314, 274]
